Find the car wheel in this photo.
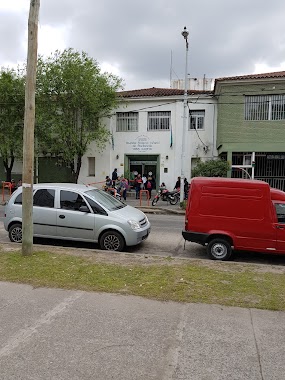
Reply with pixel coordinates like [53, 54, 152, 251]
[207, 238, 232, 260]
[99, 231, 125, 251]
[9, 223, 22, 243]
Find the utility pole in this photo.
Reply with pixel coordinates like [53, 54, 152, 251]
[22, 0, 40, 256]
[180, 26, 189, 204]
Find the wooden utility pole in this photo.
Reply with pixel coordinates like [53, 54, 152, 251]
[22, 0, 40, 256]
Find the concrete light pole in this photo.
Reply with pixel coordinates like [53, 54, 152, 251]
[22, 0, 40, 256]
[180, 26, 189, 204]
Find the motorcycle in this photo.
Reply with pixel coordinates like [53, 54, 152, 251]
[152, 188, 180, 206]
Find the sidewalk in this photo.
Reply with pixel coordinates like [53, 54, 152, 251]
[123, 192, 185, 215]
[1, 282, 285, 380]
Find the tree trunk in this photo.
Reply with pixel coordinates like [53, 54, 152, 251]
[3, 156, 15, 182]
[74, 155, 82, 184]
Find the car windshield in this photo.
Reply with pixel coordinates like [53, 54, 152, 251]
[85, 189, 126, 211]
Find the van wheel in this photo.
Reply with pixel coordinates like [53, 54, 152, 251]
[9, 223, 22, 243]
[99, 231, 125, 252]
[207, 238, 232, 261]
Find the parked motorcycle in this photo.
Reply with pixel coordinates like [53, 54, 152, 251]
[152, 188, 179, 206]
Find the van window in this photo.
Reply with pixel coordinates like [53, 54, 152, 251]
[60, 190, 87, 211]
[275, 203, 285, 223]
[34, 189, 55, 208]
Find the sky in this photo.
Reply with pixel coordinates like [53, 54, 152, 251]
[1, 0, 285, 90]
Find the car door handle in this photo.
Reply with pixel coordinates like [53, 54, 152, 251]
[276, 225, 284, 229]
[59, 215, 65, 219]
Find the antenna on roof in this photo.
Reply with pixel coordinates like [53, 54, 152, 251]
[170, 50, 173, 88]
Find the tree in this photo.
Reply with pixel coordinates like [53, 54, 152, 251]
[0, 68, 25, 181]
[36, 49, 123, 183]
[191, 159, 230, 178]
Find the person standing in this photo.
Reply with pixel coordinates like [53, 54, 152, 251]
[142, 174, 147, 189]
[134, 174, 143, 199]
[184, 178, 189, 199]
[112, 168, 118, 186]
[174, 176, 181, 190]
[145, 177, 153, 199]
[120, 177, 128, 201]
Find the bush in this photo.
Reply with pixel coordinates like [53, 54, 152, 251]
[191, 159, 230, 178]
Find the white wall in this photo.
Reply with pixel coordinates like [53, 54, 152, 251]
[78, 94, 217, 189]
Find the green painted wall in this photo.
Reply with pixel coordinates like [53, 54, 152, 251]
[217, 81, 285, 152]
[38, 157, 73, 183]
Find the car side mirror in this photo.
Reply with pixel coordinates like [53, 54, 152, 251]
[79, 205, 90, 213]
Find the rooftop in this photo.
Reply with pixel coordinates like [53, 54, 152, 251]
[216, 71, 285, 82]
[117, 87, 213, 98]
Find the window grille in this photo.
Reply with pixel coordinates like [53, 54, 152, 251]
[245, 95, 285, 121]
[189, 110, 205, 130]
[147, 111, 170, 131]
[116, 112, 138, 132]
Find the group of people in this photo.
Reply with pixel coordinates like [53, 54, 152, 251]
[133, 173, 156, 200]
[104, 168, 189, 202]
[105, 168, 129, 201]
[174, 176, 190, 199]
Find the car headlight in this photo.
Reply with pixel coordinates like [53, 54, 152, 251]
[127, 220, 140, 230]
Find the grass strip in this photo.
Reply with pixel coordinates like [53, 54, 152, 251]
[0, 250, 284, 311]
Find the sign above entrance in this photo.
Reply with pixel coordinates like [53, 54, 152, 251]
[126, 135, 160, 152]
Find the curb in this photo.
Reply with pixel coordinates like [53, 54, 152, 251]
[135, 206, 185, 215]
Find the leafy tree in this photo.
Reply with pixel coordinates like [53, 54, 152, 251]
[36, 49, 123, 183]
[191, 159, 230, 178]
[0, 68, 25, 182]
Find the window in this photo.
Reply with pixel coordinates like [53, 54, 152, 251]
[189, 110, 205, 130]
[245, 95, 285, 121]
[275, 203, 285, 223]
[60, 191, 87, 211]
[116, 112, 138, 132]
[86, 197, 107, 215]
[88, 157, 95, 176]
[33, 189, 55, 208]
[148, 111, 170, 131]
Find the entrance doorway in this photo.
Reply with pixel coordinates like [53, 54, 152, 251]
[130, 163, 157, 178]
[127, 155, 159, 189]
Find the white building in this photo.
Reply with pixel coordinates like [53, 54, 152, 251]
[78, 87, 218, 189]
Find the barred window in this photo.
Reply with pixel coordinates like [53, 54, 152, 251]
[245, 95, 285, 121]
[116, 112, 138, 132]
[148, 111, 170, 131]
[189, 110, 205, 130]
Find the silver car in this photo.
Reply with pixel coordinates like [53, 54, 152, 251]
[4, 183, 151, 251]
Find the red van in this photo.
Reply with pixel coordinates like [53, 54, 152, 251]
[182, 177, 285, 260]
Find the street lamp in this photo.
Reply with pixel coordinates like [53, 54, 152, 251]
[180, 26, 189, 204]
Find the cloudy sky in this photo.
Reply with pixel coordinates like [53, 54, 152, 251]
[1, 0, 285, 90]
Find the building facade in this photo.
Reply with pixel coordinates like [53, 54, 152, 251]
[78, 87, 217, 189]
[215, 71, 285, 190]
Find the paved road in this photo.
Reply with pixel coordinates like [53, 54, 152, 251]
[1, 281, 285, 380]
[1, 212, 285, 266]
